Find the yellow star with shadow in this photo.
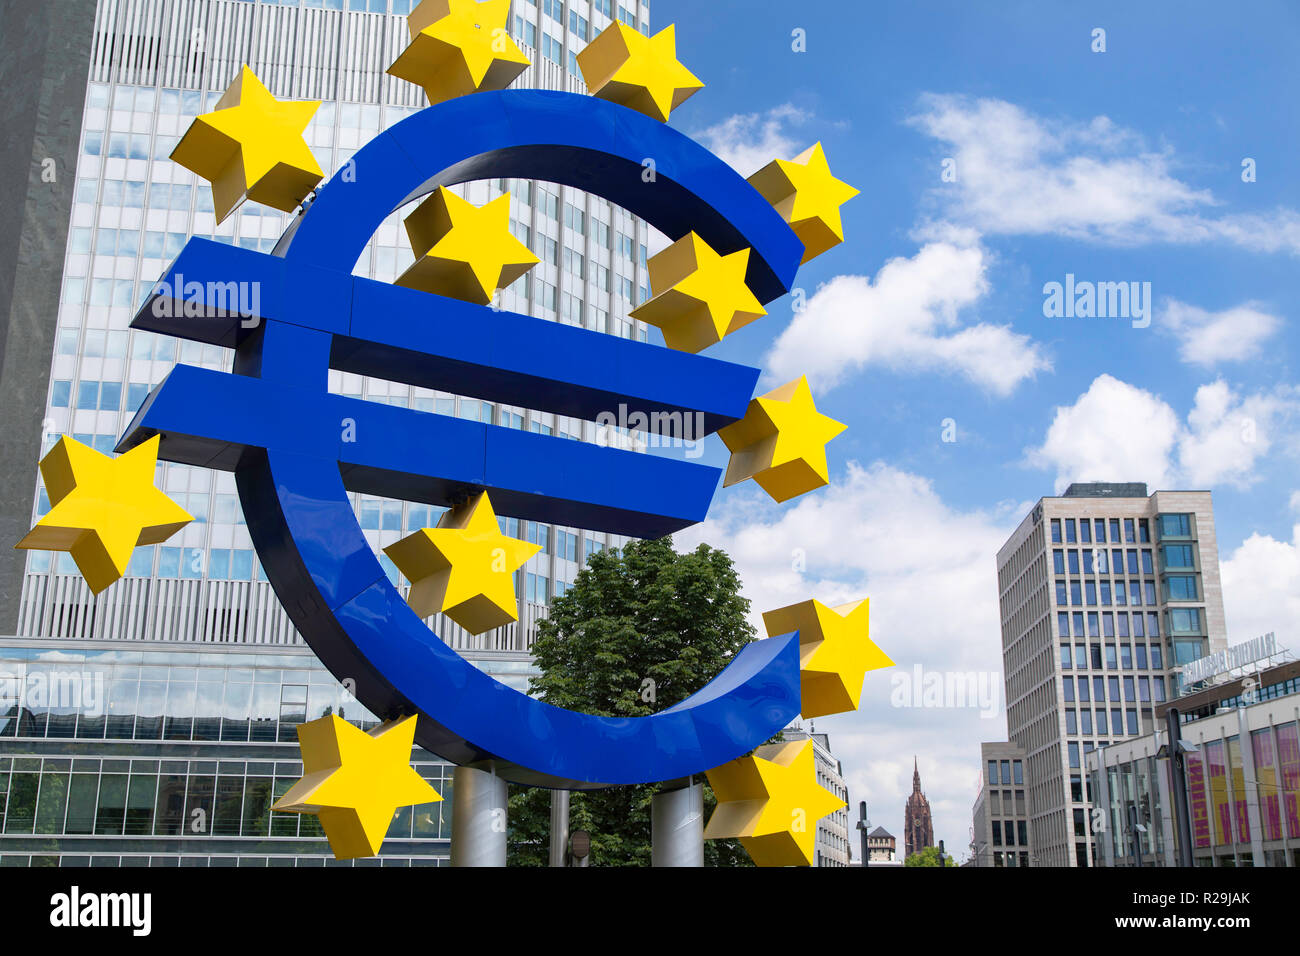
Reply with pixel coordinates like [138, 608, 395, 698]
[577, 23, 703, 123]
[718, 376, 846, 503]
[384, 491, 540, 635]
[170, 65, 322, 223]
[748, 142, 859, 262]
[15, 435, 192, 595]
[763, 598, 892, 718]
[704, 739, 847, 867]
[387, 0, 530, 105]
[630, 232, 766, 353]
[272, 714, 442, 860]
[396, 187, 539, 305]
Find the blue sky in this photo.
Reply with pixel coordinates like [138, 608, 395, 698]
[655, 0, 1300, 857]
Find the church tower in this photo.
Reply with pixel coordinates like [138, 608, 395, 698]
[904, 757, 935, 858]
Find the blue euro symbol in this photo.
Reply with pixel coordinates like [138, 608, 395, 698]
[122, 90, 807, 788]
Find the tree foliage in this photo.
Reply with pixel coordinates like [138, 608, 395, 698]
[903, 845, 958, 867]
[507, 537, 757, 866]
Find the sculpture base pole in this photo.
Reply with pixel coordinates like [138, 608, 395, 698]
[652, 778, 704, 867]
[450, 765, 508, 867]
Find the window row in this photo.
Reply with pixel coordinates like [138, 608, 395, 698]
[1051, 517, 1150, 545]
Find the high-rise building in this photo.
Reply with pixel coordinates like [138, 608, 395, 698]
[7, 0, 656, 648]
[0, 0, 657, 866]
[903, 756, 933, 858]
[783, 727, 851, 867]
[995, 482, 1228, 867]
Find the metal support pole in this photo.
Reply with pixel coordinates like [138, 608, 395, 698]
[450, 765, 507, 867]
[855, 801, 870, 868]
[651, 778, 703, 867]
[1165, 708, 1195, 867]
[548, 789, 570, 868]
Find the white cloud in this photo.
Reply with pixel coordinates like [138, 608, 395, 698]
[909, 94, 1300, 254]
[677, 461, 1026, 858]
[1221, 523, 1300, 648]
[1161, 299, 1281, 366]
[1028, 374, 1299, 492]
[764, 235, 1050, 395]
[693, 103, 811, 178]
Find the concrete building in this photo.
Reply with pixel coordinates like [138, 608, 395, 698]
[995, 483, 1228, 866]
[784, 727, 851, 867]
[1088, 652, 1299, 868]
[969, 742, 1033, 866]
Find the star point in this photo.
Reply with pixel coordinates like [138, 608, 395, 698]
[629, 232, 766, 352]
[384, 491, 540, 634]
[272, 714, 442, 860]
[15, 435, 192, 595]
[395, 187, 539, 305]
[748, 142, 859, 262]
[387, 0, 530, 106]
[170, 65, 322, 223]
[717, 376, 846, 503]
[577, 22, 703, 123]
[704, 739, 846, 866]
[763, 598, 891, 718]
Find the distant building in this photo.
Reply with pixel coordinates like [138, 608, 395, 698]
[784, 727, 851, 866]
[970, 742, 1034, 866]
[904, 757, 934, 858]
[867, 825, 898, 863]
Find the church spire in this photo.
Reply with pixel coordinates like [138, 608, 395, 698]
[913, 756, 921, 793]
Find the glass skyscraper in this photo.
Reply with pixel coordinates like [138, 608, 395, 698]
[2, 0, 657, 865]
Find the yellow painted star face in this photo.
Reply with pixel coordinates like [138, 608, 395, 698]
[763, 598, 892, 718]
[388, 0, 530, 105]
[15, 435, 192, 595]
[170, 65, 322, 223]
[396, 186, 539, 305]
[748, 142, 859, 262]
[577, 23, 703, 123]
[384, 491, 540, 635]
[718, 375, 846, 503]
[704, 739, 846, 866]
[272, 714, 442, 860]
[629, 232, 766, 353]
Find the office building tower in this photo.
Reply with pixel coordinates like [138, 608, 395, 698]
[995, 482, 1228, 867]
[969, 742, 1032, 866]
[1, 0, 655, 866]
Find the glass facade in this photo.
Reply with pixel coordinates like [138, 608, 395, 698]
[0, 639, 535, 866]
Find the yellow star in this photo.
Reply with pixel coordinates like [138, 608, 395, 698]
[384, 491, 540, 635]
[717, 376, 846, 503]
[629, 232, 766, 353]
[395, 187, 539, 305]
[387, 0, 530, 106]
[15, 435, 191, 595]
[704, 739, 846, 867]
[748, 143, 859, 263]
[577, 23, 703, 123]
[271, 714, 442, 860]
[169, 65, 322, 224]
[763, 598, 892, 718]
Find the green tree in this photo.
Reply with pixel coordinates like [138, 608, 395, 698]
[507, 536, 758, 866]
[904, 845, 958, 867]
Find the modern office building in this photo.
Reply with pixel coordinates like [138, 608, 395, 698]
[7, 0, 657, 649]
[783, 727, 851, 867]
[0, 636, 536, 866]
[995, 482, 1229, 866]
[903, 757, 933, 858]
[0, 0, 659, 866]
[969, 742, 1033, 867]
[1087, 653, 1299, 868]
